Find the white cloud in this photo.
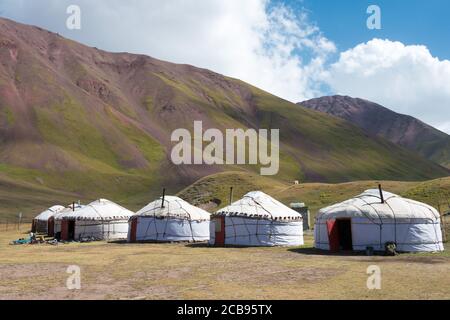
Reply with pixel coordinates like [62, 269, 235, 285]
[0, 0, 335, 102]
[326, 39, 450, 133]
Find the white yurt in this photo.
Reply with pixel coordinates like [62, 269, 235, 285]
[210, 191, 303, 247]
[60, 199, 134, 241]
[50, 203, 85, 238]
[32, 205, 65, 234]
[128, 196, 210, 243]
[314, 189, 444, 252]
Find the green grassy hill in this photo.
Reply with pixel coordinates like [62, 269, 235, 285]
[0, 18, 448, 221]
[178, 172, 450, 219]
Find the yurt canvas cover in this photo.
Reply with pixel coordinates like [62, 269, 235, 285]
[128, 196, 210, 242]
[32, 205, 65, 234]
[314, 189, 444, 252]
[51, 203, 85, 237]
[61, 199, 134, 241]
[210, 191, 303, 247]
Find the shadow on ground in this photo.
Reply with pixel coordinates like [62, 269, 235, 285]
[107, 239, 394, 257]
[287, 247, 370, 256]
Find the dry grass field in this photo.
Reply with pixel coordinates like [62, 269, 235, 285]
[0, 224, 448, 300]
[1, 176, 449, 300]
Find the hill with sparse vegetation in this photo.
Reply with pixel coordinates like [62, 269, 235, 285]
[300, 95, 450, 168]
[0, 18, 448, 220]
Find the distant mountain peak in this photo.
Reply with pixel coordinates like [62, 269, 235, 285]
[299, 96, 450, 168]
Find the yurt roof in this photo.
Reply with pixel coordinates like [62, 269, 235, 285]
[136, 196, 210, 221]
[62, 199, 135, 221]
[316, 189, 440, 221]
[34, 205, 65, 221]
[54, 203, 85, 220]
[216, 191, 302, 221]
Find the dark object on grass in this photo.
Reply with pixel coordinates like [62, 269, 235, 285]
[10, 232, 36, 245]
[366, 246, 374, 256]
[10, 237, 31, 245]
[385, 242, 397, 256]
[47, 239, 59, 245]
[79, 236, 101, 243]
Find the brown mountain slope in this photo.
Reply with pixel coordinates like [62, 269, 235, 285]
[299, 95, 450, 168]
[0, 17, 448, 211]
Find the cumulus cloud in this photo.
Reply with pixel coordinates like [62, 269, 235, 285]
[0, 0, 335, 102]
[325, 39, 450, 133]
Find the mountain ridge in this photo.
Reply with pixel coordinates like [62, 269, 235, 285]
[0, 17, 448, 216]
[299, 95, 450, 168]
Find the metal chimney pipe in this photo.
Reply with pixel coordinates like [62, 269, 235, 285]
[161, 188, 166, 208]
[72, 202, 75, 211]
[229, 187, 234, 206]
[378, 184, 384, 203]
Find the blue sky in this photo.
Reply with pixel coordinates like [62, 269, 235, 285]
[0, 0, 449, 132]
[284, 0, 450, 60]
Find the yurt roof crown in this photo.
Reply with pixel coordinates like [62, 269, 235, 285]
[216, 191, 302, 221]
[136, 196, 210, 221]
[62, 199, 134, 221]
[316, 189, 441, 221]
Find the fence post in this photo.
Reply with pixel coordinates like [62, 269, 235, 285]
[438, 203, 447, 243]
[18, 212, 22, 231]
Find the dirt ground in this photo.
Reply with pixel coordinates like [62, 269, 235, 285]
[0, 225, 449, 300]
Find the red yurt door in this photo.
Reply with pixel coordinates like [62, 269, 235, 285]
[48, 217, 55, 237]
[61, 220, 68, 240]
[61, 220, 74, 241]
[214, 216, 225, 246]
[327, 219, 339, 252]
[129, 217, 138, 243]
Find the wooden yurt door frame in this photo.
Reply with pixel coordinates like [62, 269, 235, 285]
[129, 216, 138, 243]
[61, 220, 69, 241]
[61, 220, 76, 241]
[327, 218, 353, 252]
[48, 217, 55, 237]
[214, 216, 225, 246]
[327, 219, 339, 251]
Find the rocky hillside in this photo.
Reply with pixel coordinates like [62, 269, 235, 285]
[299, 95, 450, 168]
[0, 18, 448, 217]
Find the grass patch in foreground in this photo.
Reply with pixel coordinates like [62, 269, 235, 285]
[0, 225, 448, 300]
